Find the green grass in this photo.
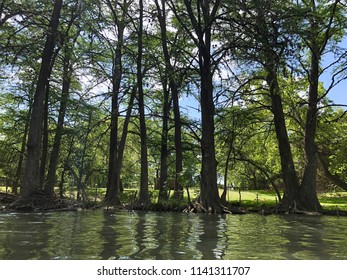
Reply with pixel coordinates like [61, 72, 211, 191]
[222, 189, 347, 211]
[318, 192, 347, 211]
[222, 189, 280, 208]
[117, 188, 280, 209]
[224, 190, 347, 211]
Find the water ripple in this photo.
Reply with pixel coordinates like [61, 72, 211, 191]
[0, 211, 346, 259]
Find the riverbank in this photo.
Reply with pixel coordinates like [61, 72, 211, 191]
[1, 188, 347, 216]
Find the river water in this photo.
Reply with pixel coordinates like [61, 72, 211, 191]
[0, 210, 346, 260]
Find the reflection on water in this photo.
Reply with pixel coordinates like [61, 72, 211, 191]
[0, 210, 346, 260]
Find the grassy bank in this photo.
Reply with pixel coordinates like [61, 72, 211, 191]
[1, 186, 347, 211]
[116, 188, 347, 211]
[221, 190, 347, 211]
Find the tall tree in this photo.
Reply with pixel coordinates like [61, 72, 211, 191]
[157, 76, 170, 202]
[114, 86, 137, 197]
[170, 0, 223, 212]
[298, 0, 345, 211]
[104, 0, 128, 205]
[154, 0, 184, 200]
[234, 0, 307, 210]
[21, 0, 63, 199]
[228, 0, 346, 211]
[137, 0, 149, 205]
[45, 18, 82, 195]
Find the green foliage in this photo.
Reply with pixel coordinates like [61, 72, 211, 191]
[317, 108, 347, 182]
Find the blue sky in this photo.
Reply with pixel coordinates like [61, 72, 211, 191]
[322, 70, 347, 106]
[321, 37, 347, 106]
[325, 79, 346, 105]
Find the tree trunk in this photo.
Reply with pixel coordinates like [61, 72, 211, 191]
[59, 135, 75, 198]
[45, 47, 72, 195]
[21, 0, 63, 199]
[76, 112, 92, 202]
[182, 0, 223, 213]
[172, 81, 183, 199]
[137, 0, 149, 205]
[40, 80, 50, 189]
[104, 0, 128, 205]
[221, 110, 236, 204]
[58, 165, 67, 199]
[197, 31, 221, 212]
[199, 21, 222, 213]
[300, 44, 322, 211]
[156, 0, 169, 203]
[105, 55, 122, 205]
[155, 0, 183, 199]
[114, 87, 137, 196]
[13, 105, 32, 194]
[39, 45, 59, 190]
[158, 79, 170, 202]
[297, 0, 342, 212]
[267, 71, 300, 210]
[221, 141, 233, 204]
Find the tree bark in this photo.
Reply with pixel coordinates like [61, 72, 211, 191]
[45, 46, 73, 195]
[300, 44, 322, 211]
[39, 81, 50, 189]
[137, 0, 149, 205]
[221, 139, 233, 204]
[59, 135, 75, 198]
[155, 0, 183, 199]
[172, 81, 183, 199]
[221, 108, 236, 204]
[158, 79, 170, 202]
[114, 87, 137, 196]
[182, 0, 223, 213]
[104, 0, 128, 205]
[105, 52, 122, 205]
[267, 71, 301, 210]
[76, 112, 92, 202]
[13, 105, 32, 194]
[199, 13, 222, 213]
[155, 0, 170, 203]
[21, 0, 63, 199]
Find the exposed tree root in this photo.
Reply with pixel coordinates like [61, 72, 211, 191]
[0, 192, 18, 204]
[7, 191, 82, 211]
[181, 202, 239, 214]
[126, 202, 186, 212]
[2, 191, 346, 217]
[103, 197, 122, 209]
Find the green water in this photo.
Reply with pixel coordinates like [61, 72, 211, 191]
[0, 210, 346, 260]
